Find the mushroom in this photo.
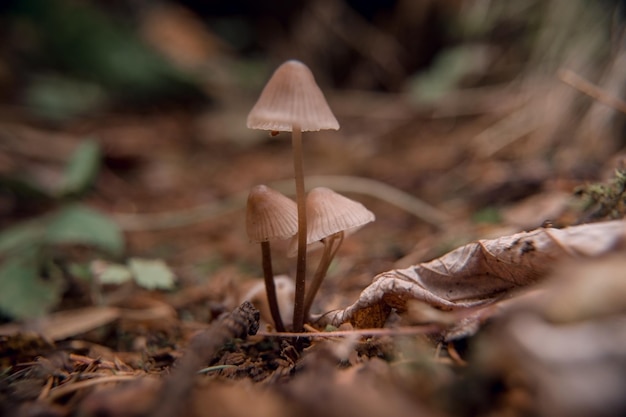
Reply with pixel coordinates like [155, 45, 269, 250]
[246, 184, 298, 331]
[289, 187, 375, 319]
[247, 60, 339, 331]
[240, 275, 295, 329]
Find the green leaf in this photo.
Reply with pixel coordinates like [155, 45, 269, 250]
[44, 205, 124, 256]
[24, 76, 107, 121]
[0, 250, 63, 319]
[60, 139, 101, 196]
[67, 262, 92, 282]
[98, 263, 132, 285]
[472, 206, 502, 224]
[12, 0, 204, 103]
[0, 220, 45, 255]
[128, 258, 175, 290]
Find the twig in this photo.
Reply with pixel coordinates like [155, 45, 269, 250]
[447, 342, 468, 366]
[46, 375, 140, 402]
[257, 324, 440, 339]
[146, 301, 259, 417]
[113, 175, 451, 231]
[559, 68, 626, 115]
[472, 107, 542, 158]
[38, 376, 54, 401]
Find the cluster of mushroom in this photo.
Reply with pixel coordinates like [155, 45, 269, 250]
[245, 60, 375, 332]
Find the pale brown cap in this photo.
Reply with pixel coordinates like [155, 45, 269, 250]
[246, 185, 298, 243]
[288, 187, 374, 255]
[246, 60, 340, 132]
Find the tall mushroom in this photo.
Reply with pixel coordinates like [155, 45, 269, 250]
[289, 187, 375, 320]
[246, 184, 298, 331]
[247, 60, 339, 331]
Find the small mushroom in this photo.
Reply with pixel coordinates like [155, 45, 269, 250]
[247, 60, 339, 331]
[289, 187, 375, 319]
[246, 184, 298, 331]
[240, 275, 295, 329]
[247, 60, 339, 132]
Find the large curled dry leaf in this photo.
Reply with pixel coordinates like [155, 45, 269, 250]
[319, 220, 626, 328]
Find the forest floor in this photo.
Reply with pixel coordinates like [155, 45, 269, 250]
[1, 83, 626, 417]
[2, 2, 626, 415]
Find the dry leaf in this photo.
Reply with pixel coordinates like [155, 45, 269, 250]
[0, 298, 178, 341]
[445, 280, 626, 417]
[540, 255, 626, 323]
[319, 220, 626, 327]
[0, 306, 120, 341]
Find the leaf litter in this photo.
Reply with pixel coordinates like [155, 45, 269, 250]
[2, 217, 625, 417]
[319, 219, 626, 329]
[2, 1, 626, 416]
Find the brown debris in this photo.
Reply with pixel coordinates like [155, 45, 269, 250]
[146, 301, 259, 417]
[2, 3, 626, 417]
[319, 220, 626, 328]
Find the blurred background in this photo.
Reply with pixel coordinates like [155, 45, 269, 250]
[1, 0, 626, 320]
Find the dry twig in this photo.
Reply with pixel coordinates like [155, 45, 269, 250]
[113, 175, 451, 231]
[559, 68, 626, 115]
[147, 301, 259, 417]
[257, 325, 440, 339]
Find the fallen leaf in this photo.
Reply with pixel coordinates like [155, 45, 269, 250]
[45, 205, 124, 256]
[0, 249, 63, 319]
[59, 138, 101, 196]
[444, 284, 626, 417]
[0, 306, 120, 341]
[537, 255, 626, 323]
[129, 258, 176, 290]
[319, 220, 626, 327]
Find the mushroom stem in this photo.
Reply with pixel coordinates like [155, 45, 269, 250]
[303, 231, 344, 320]
[260, 241, 285, 332]
[292, 124, 307, 332]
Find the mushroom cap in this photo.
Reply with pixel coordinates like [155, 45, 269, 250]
[247, 60, 340, 132]
[288, 187, 375, 255]
[246, 185, 298, 243]
[240, 275, 294, 327]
